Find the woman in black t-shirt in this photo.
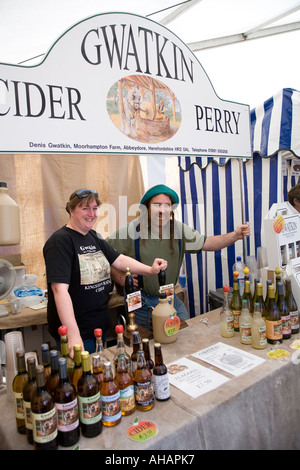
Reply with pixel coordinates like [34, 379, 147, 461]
[43, 189, 167, 355]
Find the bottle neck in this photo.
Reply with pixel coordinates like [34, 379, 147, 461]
[103, 362, 114, 381]
[60, 336, 69, 357]
[36, 366, 46, 389]
[154, 346, 164, 366]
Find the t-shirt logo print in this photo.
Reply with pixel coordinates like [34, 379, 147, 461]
[78, 251, 110, 285]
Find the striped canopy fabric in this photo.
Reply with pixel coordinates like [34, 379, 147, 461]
[179, 88, 300, 317]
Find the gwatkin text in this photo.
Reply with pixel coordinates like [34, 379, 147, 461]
[81, 23, 194, 83]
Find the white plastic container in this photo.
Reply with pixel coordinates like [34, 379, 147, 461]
[233, 256, 245, 296]
[0, 182, 20, 245]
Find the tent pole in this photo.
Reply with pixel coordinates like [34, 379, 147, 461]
[277, 151, 283, 203]
[239, 158, 247, 262]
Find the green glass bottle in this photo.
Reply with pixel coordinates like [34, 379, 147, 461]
[266, 285, 282, 344]
[277, 281, 291, 339]
[285, 278, 299, 334]
[255, 282, 267, 318]
[58, 325, 75, 377]
[230, 271, 242, 331]
[12, 350, 28, 434]
[77, 351, 102, 438]
[242, 280, 254, 313]
[23, 356, 37, 444]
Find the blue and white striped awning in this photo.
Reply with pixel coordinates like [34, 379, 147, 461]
[179, 88, 300, 317]
[251, 88, 300, 158]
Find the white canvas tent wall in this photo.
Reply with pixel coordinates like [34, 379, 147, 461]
[179, 88, 300, 317]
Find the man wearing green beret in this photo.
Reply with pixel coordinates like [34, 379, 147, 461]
[107, 184, 250, 328]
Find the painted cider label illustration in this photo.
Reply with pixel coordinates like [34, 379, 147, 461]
[164, 312, 180, 336]
[126, 417, 158, 442]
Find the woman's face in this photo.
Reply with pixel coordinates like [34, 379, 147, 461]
[70, 198, 98, 234]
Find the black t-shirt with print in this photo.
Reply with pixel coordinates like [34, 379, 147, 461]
[43, 226, 120, 341]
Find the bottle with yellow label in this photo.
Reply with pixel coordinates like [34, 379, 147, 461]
[240, 299, 252, 345]
[266, 285, 282, 344]
[251, 302, 267, 349]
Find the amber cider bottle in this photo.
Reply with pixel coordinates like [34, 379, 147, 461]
[54, 357, 80, 447]
[153, 343, 170, 401]
[133, 350, 154, 411]
[131, 330, 141, 376]
[77, 351, 102, 438]
[31, 365, 58, 450]
[23, 357, 37, 444]
[12, 350, 28, 434]
[100, 361, 122, 426]
[142, 338, 154, 373]
[115, 354, 135, 416]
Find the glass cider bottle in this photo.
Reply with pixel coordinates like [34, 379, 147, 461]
[266, 285, 282, 344]
[41, 343, 51, 381]
[130, 330, 141, 376]
[13, 350, 28, 434]
[133, 350, 154, 411]
[77, 351, 102, 438]
[113, 324, 131, 375]
[251, 302, 267, 349]
[100, 361, 122, 426]
[240, 299, 252, 345]
[58, 325, 75, 377]
[115, 354, 135, 416]
[220, 285, 234, 337]
[46, 349, 60, 396]
[285, 278, 299, 334]
[242, 280, 254, 313]
[277, 281, 291, 339]
[153, 343, 170, 401]
[230, 271, 242, 331]
[31, 365, 58, 450]
[70, 344, 82, 390]
[23, 356, 37, 444]
[54, 357, 80, 447]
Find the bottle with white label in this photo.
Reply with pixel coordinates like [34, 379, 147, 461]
[220, 285, 234, 338]
[240, 299, 252, 345]
[153, 343, 170, 401]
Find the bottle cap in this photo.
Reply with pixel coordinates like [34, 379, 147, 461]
[233, 271, 239, 278]
[223, 285, 229, 293]
[159, 292, 167, 299]
[58, 325, 67, 336]
[94, 328, 102, 337]
[243, 267, 249, 274]
[115, 324, 124, 334]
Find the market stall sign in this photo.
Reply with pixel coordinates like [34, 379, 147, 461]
[0, 12, 251, 158]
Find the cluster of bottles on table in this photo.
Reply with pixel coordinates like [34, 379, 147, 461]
[12, 323, 170, 450]
[220, 266, 299, 348]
